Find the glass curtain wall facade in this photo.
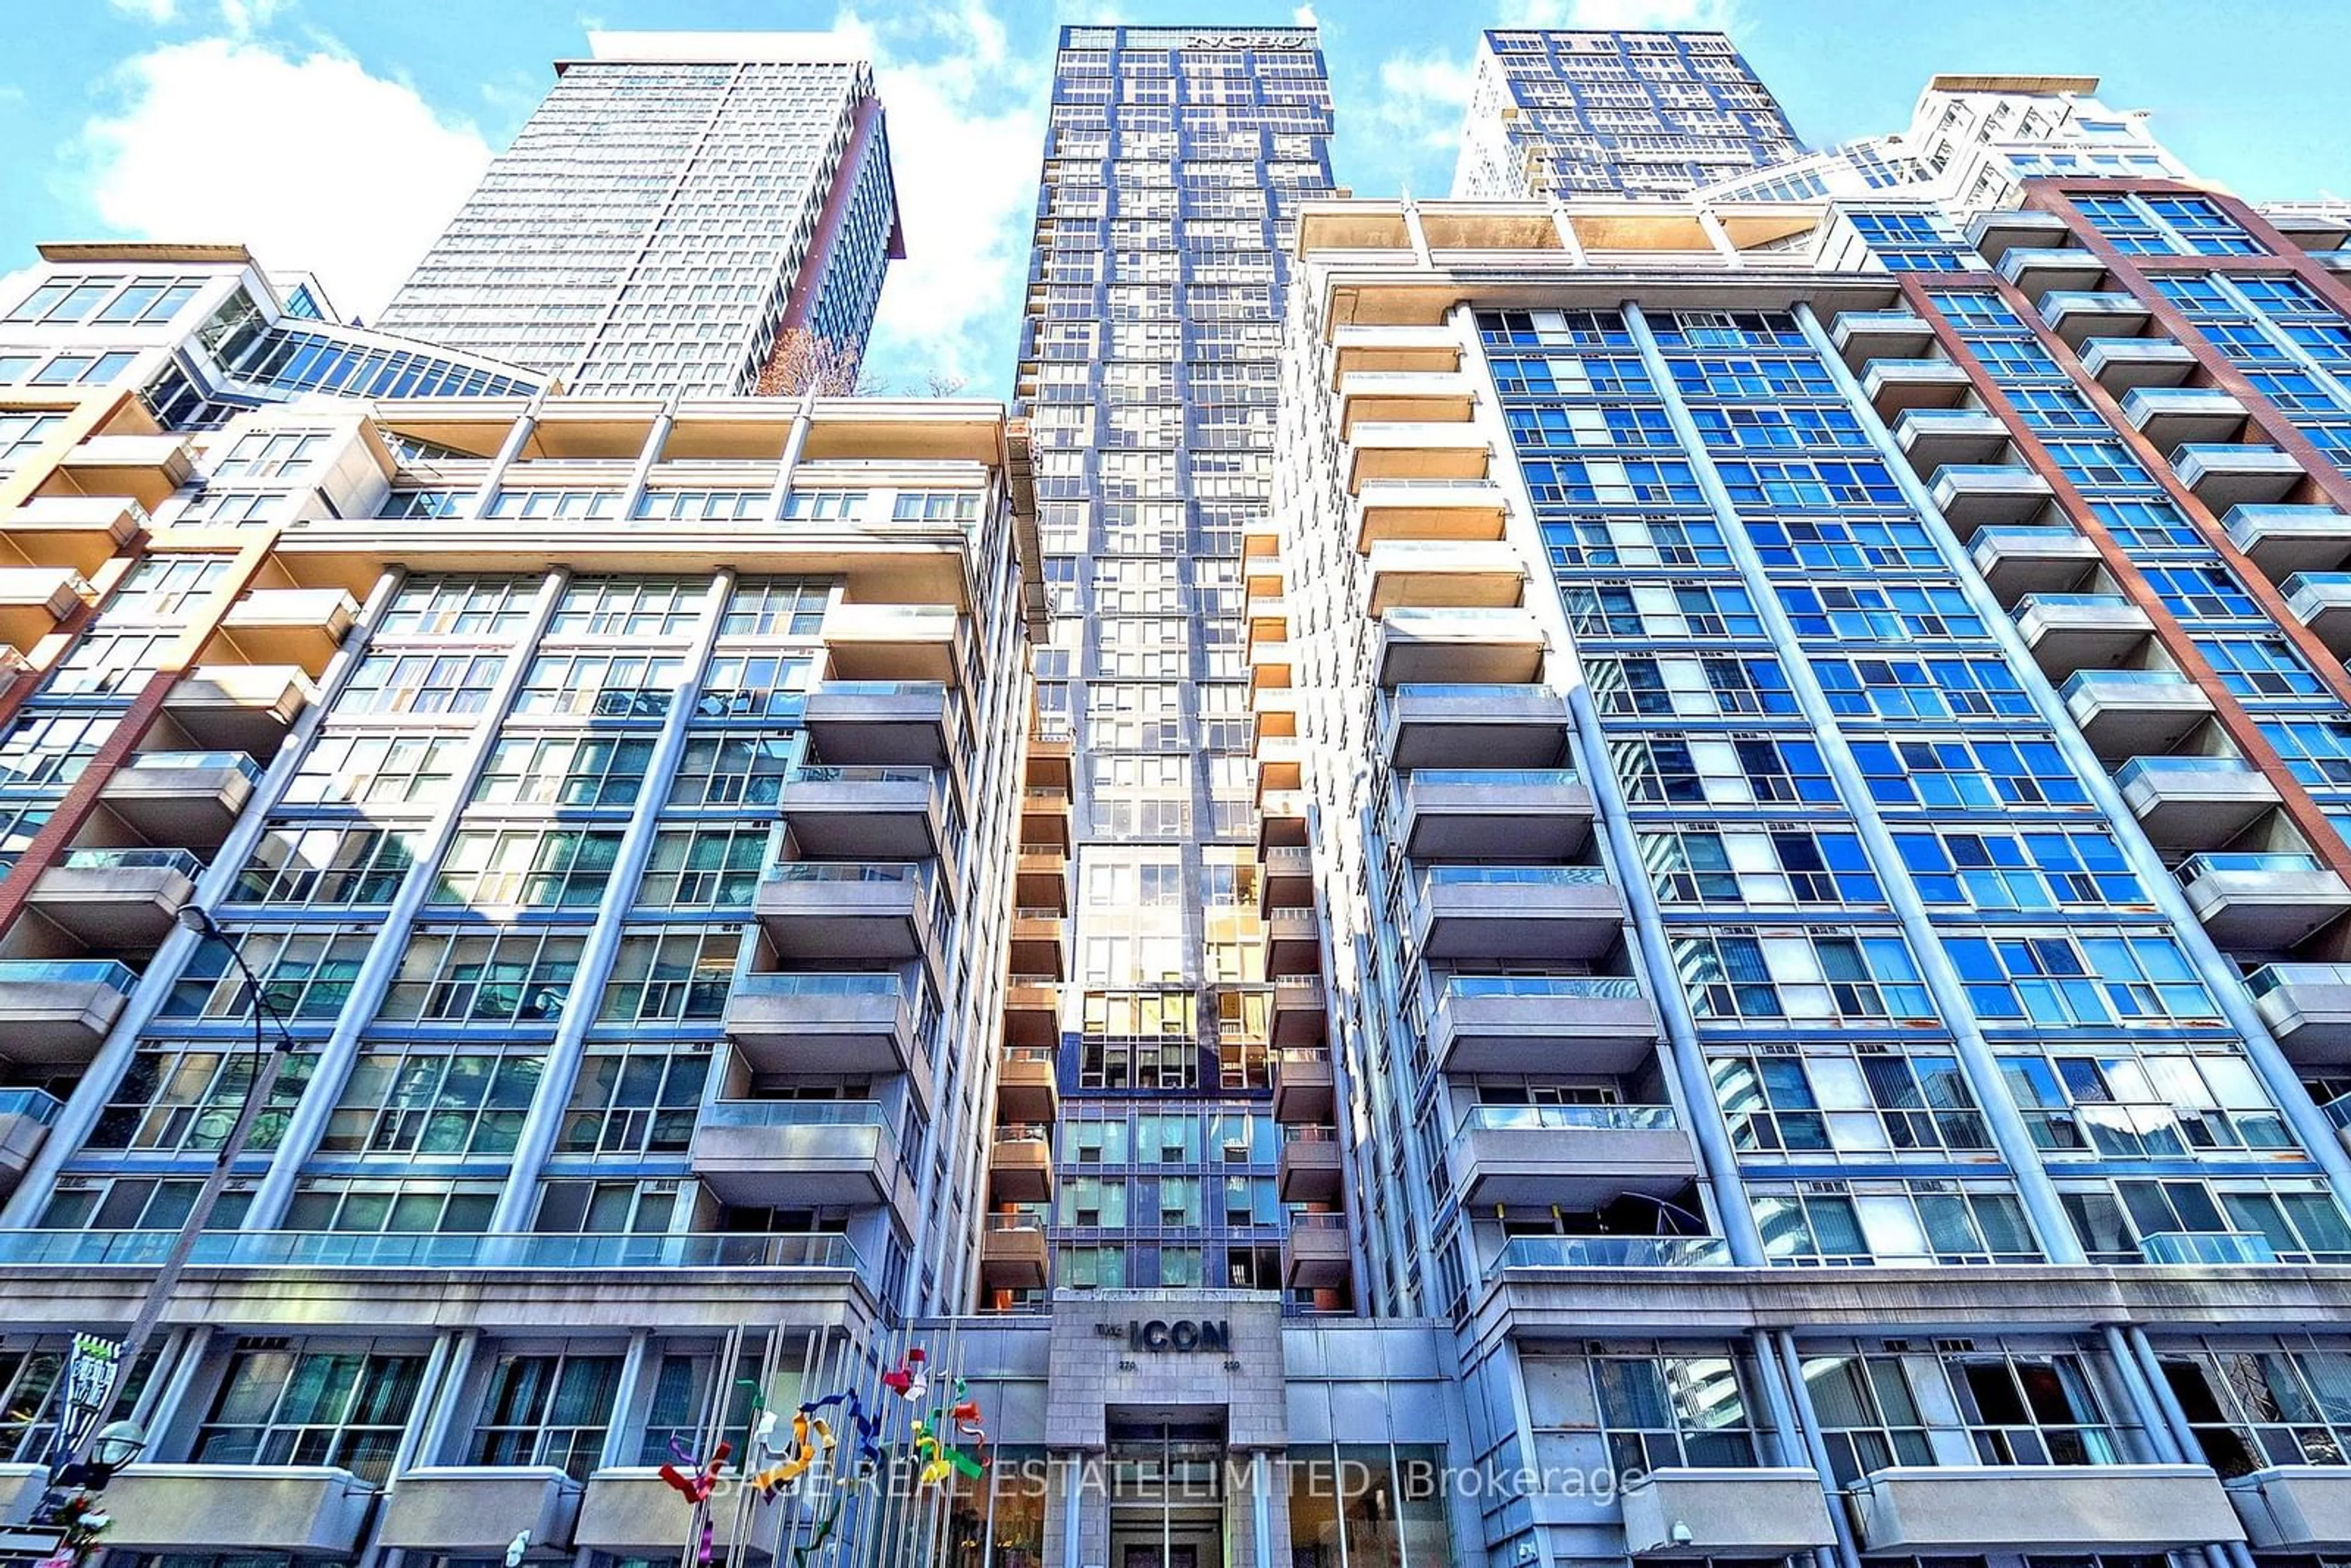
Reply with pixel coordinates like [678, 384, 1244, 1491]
[1452, 29, 1802, 202]
[1010, 24, 1341, 1310]
[1272, 138, 2351, 1560]
[378, 32, 903, 399]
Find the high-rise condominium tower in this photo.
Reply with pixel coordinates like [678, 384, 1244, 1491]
[1452, 28, 1802, 201]
[4, 23, 2351, 1568]
[1269, 59, 2351, 1568]
[1008, 24, 1343, 1310]
[378, 31, 904, 398]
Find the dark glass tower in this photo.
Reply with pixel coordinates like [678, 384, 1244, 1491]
[1009, 24, 1343, 1307]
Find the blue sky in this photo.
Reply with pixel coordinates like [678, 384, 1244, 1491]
[1, 0, 2345, 397]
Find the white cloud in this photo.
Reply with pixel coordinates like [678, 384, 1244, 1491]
[107, 0, 177, 21]
[216, 0, 287, 32]
[1293, 4, 1318, 24]
[1368, 50, 1478, 154]
[80, 38, 491, 320]
[1498, 0, 1739, 26]
[838, 0, 1049, 392]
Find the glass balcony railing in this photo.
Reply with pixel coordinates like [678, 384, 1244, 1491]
[2060, 668, 2194, 695]
[730, 972, 907, 1000]
[2182, 851, 2324, 877]
[2020, 592, 2136, 610]
[2245, 962, 2351, 997]
[1974, 525, 2083, 549]
[1389, 682, 1556, 702]
[2282, 572, 2351, 597]
[1423, 865, 1609, 888]
[1408, 768, 1580, 789]
[119, 749, 263, 780]
[1496, 1235, 1730, 1269]
[2322, 1090, 2351, 1133]
[699, 1099, 888, 1131]
[0, 1229, 863, 1270]
[984, 1213, 1046, 1235]
[0, 959, 137, 993]
[1441, 975, 1646, 1002]
[1459, 1103, 1677, 1136]
[811, 680, 947, 698]
[0, 1089, 61, 1125]
[2139, 1230, 2280, 1266]
[761, 861, 928, 887]
[2113, 755, 2257, 786]
[56, 847, 203, 876]
[784, 764, 938, 790]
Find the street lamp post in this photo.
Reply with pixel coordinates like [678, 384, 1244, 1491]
[29, 904, 298, 1539]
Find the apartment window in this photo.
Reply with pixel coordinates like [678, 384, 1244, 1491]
[95, 275, 204, 323]
[320, 1045, 545, 1156]
[233, 826, 419, 907]
[105, 557, 232, 622]
[432, 828, 624, 908]
[1801, 1348, 2122, 1483]
[550, 577, 709, 639]
[2001, 1050, 2292, 1159]
[2158, 1339, 2351, 1476]
[1943, 931, 2218, 1027]
[1640, 827, 1881, 909]
[514, 652, 682, 718]
[1850, 735, 2091, 811]
[282, 733, 471, 807]
[211, 429, 329, 480]
[781, 490, 868, 523]
[40, 630, 175, 697]
[470, 1351, 624, 1480]
[162, 928, 373, 1023]
[638, 1349, 763, 1464]
[1714, 457, 1904, 510]
[557, 1046, 710, 1155]
[339, 651, 508, 716]
[473, 735, 656, 808]
[2197, 636, 2328, 698]
[1778, 583, 1983, 643]
[2142, 195, 2266, 255]
[283, 1177, 500, 1234]
[194, 1344, 427, 1484]
[380, 929, 586, 1024]
[598, 928, 737, 1023]
[636, 825, 767, 909]
[1812, 655, 2034, 722]
[378, 577, 538, 639]
[1673, 929, 1933, 1024]
[87, 1041, 317, 1153]
[667, 733, 796, 808]
[1713, 1049, 1991, 1155]
[697, 652, 810, 718]
[534, 1179, 680, 1236]
[378, 489, 475, 521]
[634, 489, 765, 522]
[2061, 1177, 2351, 1264]
[0, 803, 51, 871]
[1895, 827, 2146, 912]
[484, 488, 621, 521]
[1587, 1352, 1759, 1474]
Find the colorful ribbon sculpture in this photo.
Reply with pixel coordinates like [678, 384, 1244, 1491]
[658, 1436, 731, 1564]
[881, 1346, 929, 1403]
[749, 1408, 835, 1497]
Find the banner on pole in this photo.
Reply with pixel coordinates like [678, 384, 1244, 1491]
[51, 1335, 123, 1469]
